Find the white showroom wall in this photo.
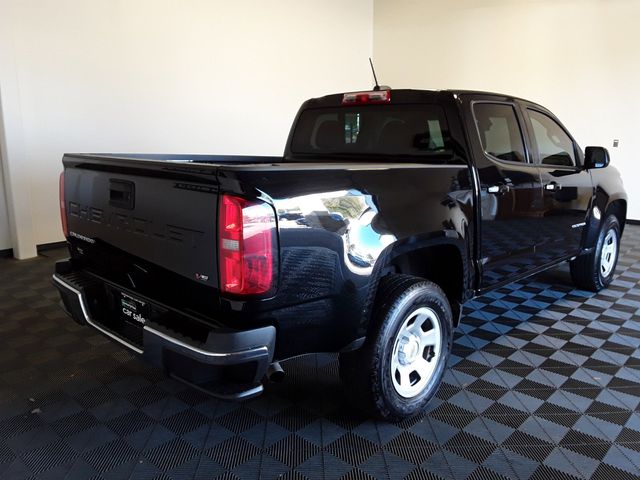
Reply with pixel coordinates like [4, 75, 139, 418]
[374, 0, 640, 219]
[0, 0, 374, 257]
[3, 0, 638, 257]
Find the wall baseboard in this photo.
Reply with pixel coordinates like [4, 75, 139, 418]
[0, 241, 68, 259]
[38, 241, 68, 252]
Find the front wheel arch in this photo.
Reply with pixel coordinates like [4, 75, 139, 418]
[571, 214, 620, 291]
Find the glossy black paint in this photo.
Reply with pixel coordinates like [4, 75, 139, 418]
[456, 92, 626, 293]
[518, 99, 593, 263]
[59, 89, 627, 363]
[216, 162, 474, 358]
[460, 96, 544, 287]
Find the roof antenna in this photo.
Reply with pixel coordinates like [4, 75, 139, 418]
[369, 57, 381, 91]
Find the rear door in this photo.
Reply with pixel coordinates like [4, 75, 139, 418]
[519, 103, 593, 262]
[462, 96, 544, 288]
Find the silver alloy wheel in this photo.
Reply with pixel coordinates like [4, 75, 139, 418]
[600, 229, 618, 277]
[390, 307, 442, 399]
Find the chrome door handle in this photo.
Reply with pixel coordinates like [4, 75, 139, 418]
[487, 184, 510, 195]
[545, 182, 562, 191]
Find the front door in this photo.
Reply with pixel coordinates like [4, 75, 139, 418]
[521, 105, 593, 263]
[464, 98, 544, 289]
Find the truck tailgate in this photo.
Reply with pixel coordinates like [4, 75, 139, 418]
[61, 154, 267, 293]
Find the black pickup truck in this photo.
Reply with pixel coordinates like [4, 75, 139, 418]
[53, 89, 626, 420]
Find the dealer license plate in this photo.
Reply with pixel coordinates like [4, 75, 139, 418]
[115, 290, 149, 326]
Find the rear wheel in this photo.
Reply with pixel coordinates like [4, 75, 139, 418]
[339, 275, 452, 421]
[570, 214, 620, 291]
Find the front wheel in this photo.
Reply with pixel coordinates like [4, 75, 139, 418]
[570, 214, 621, 291]
[339, 275, 452, 421]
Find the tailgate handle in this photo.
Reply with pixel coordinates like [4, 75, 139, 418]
[109, 179, 135, 210]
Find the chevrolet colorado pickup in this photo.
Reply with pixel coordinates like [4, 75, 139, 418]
[53, 89, 627, 420]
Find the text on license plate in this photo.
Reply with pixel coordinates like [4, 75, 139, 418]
[120, 292, 147, 325]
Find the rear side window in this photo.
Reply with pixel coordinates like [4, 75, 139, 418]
[290, 105, 451, 159]
[528, 110, 576, 167]
[473, 103, 526, 163]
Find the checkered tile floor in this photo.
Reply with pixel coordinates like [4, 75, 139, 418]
[1, 227, 640, 479]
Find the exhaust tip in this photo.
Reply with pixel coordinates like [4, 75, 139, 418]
[266, 362, 285, 383]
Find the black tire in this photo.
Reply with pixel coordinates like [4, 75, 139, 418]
[339, 274, 453, 421]
[570, 214, 620, 292]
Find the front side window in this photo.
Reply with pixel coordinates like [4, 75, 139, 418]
[473, 103, 526, 163]
[528, 110, 576, 167]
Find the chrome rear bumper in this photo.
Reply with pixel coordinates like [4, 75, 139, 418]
[52, 266, 275, 400]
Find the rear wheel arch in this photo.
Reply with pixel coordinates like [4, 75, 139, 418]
[340, 274, 453, 420]
[363, 239, 470, 334]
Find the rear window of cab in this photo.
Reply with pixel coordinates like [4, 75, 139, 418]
[290, 104, 457, 161]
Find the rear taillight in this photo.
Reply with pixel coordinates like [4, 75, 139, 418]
[219, 194, 277, 295]
[59, 172, 68, 238]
